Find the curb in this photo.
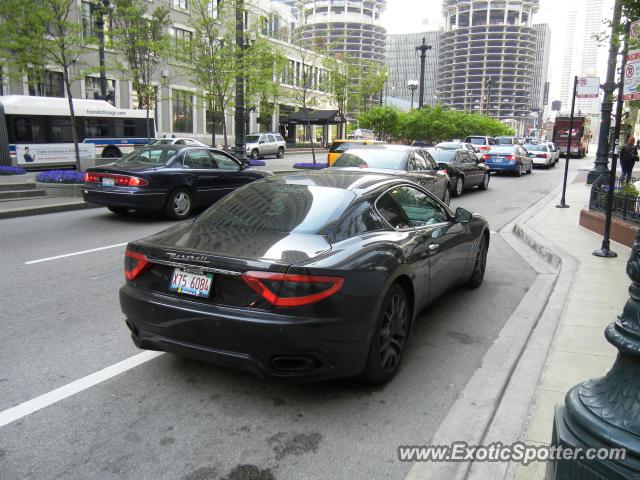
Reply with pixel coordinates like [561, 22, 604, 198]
[0, 201, 102, 219]
[405, 172, 580, 480]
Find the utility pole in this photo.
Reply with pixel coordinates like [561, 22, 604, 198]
[586, 0, 623, 184]
[234, 0, 245, 160]
[415, 38, 431, 109]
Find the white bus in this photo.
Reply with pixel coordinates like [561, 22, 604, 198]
[0, 95, 155, 168]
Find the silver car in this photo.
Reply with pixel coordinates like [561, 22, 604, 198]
[545, 142, 560, 164]
[245, 132, 286, 159]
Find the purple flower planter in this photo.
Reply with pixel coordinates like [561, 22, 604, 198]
[36, 170, 85, 184]
[0, 166, 27, 175]
[293, 162, 328, 170]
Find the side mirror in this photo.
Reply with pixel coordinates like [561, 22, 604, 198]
[454, 207, 472, 223]
[240, 161, 250, 170]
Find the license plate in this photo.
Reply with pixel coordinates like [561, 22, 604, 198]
[102, 177, 115, 187]
[169, 268, 213, 297]
[493, 157, 503, 162]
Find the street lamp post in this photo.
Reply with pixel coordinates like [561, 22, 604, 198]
[586, 0, 623, 185]
[234, 0, 245, 160]
[94, 0, 113, 101]
[408, 80, 418, 110]
[415, 38, 431, 109]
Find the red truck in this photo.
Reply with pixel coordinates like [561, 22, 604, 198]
[552, 115, 591, 158]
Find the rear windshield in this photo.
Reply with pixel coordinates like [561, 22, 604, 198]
[465, 137, 489, 145]
[330, 141, 363, 153]
[496, 137, 515, 144]
[430, 150, 456, 163]
[333, 149, 405, 169]
[116, 147, 178, 166]
[435, 142, 461, 150]
[487, 146, 516, 154]
[195, 182, 356, 235]
[524, 144, 545, 151]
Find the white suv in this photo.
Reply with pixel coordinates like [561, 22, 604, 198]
[245, 133, 286, 159]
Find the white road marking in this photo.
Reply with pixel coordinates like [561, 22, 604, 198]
[25, 242, 128, 265]
[0, 351, 164, 428]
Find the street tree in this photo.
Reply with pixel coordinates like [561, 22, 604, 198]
[0, 0, 87, 169]
[111, 0, 170, 143]
[187, 0, 237, 147]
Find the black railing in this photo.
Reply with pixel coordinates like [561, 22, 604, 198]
[589, 174, 640, 224]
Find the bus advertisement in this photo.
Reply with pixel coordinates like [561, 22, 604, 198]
[0, 95, 155, 168]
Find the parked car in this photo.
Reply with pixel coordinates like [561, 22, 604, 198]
[428, 148, 490, 196]
[152, 137, 209, 147]
[495, 136, 521, 146]
[331, 144, 451, 204]
[464, 135, 497, 153]
[524, 143, 555, 168]
[120, 171, 490, 383]
[544, 142, 560, 164]
[481, 145, 533, 176]
[244, 132, 287, 159]
[435, 141, 481, 160]
[83, 145, 271, 219]
[327, 139, 385, 165]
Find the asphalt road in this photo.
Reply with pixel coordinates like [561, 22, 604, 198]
[0, 158, 565, 480]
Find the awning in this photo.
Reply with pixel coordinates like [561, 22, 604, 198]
[280, 109, 346, 125]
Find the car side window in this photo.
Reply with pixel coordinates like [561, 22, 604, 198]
[376, 192, 412, 229]
[211, 152, 240, 171]
[413, 151, 428, 171]
[259, 135, 266, 144]
[388, 185, 449, 227]
[275, 134, 284, 142]
[332, 201, 386, 242]
[461, 152, 475, 164]
[184, 150, 213, 169]
[267, 134, 276, 143]
[174, 139, 185, 145]
[407, 155, 417, 171]
[423, 151, 438, 170]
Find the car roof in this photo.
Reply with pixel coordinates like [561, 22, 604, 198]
[265, 170, 408, 196]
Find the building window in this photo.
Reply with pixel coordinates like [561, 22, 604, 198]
[207, 0, 220, 18]
[172, 0, 187, 9]
[172, 89, 193, 132]
[28, 71, 64, 97]
[169, 26, 193, 51]
[85, 77, 116, 103]
[206, 109, 224, 135]
[81, 1, 98, 40]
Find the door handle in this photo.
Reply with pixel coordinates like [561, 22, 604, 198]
[428, 244, 439, 254]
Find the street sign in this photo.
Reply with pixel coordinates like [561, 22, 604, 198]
[576, 77, 600, 98]
[624, 21, 640, 101]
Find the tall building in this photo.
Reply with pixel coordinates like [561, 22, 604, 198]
[385, 31, 440, 107]
[437, 0, 540, 126]
[532, 24, 551, 115]
[293, 0, 387, 65]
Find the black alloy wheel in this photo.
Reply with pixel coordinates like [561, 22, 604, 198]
[453, 177, 464, 197]
[277, 147, 285, 158]
[467, 235, 488, 288]
[443, 185, 451, 205]
[251, 149, 260, 160]
[362, 283, 410, 384]
[479, 173, 490, 190]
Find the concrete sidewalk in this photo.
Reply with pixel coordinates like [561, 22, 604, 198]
[512, 164, 630, 478]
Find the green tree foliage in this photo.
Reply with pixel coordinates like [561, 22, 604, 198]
[0, 0, 87, 169]
[111, 0, 170, 142]
[358, 106, 515, 143]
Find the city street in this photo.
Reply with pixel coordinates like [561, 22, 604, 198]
[1, 159, 565, 480]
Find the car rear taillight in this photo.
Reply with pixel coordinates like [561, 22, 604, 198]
[536, 153, 548, 158]
[115, 176, 148, 186]
[437, 168, 448, 176]
[505, 155, 516, 160]
[124, 248, 151, 280]
[478, 146, 491, 151]
[84, 172, 100, 183]
[241, 271, 344, 307]
[482, 154, 491, 160]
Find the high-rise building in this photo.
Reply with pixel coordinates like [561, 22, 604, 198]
[532, 24, 551, 115]
[293, 0, 387, 65]
[437, 0, 540, 124]
[385, 31, 440, 107]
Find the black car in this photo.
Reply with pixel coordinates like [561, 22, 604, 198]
[120, 171, 490, 383]
[83, 146, 271, 219]
[330, 144, 451, 205]
[427, 148, 490, 197]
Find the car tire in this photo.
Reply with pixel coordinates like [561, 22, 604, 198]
[452, 177, 464, 197]
[479, 173, 490, 190]
[361, 283, 410, 384]
[164, 188, 193, 220]
[107, 206, 128, 215]
[251, 149, 259, 160]
[527, 163, 533, 174]
[277, 147, 285, 158]
[515, 164, 522, 177]
[442, 185, 451, 205]
[466, 235, 488, 289]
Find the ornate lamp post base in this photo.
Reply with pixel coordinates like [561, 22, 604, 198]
[592, 248, 618, 258]
[547, 230, 640, 478]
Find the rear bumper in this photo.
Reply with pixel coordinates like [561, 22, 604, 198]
[120, 285, 375, 381]
[83, 187, 166, 210]
[485, 162, 519, 172]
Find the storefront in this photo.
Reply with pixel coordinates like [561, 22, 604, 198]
[279, 109, 346, 147]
